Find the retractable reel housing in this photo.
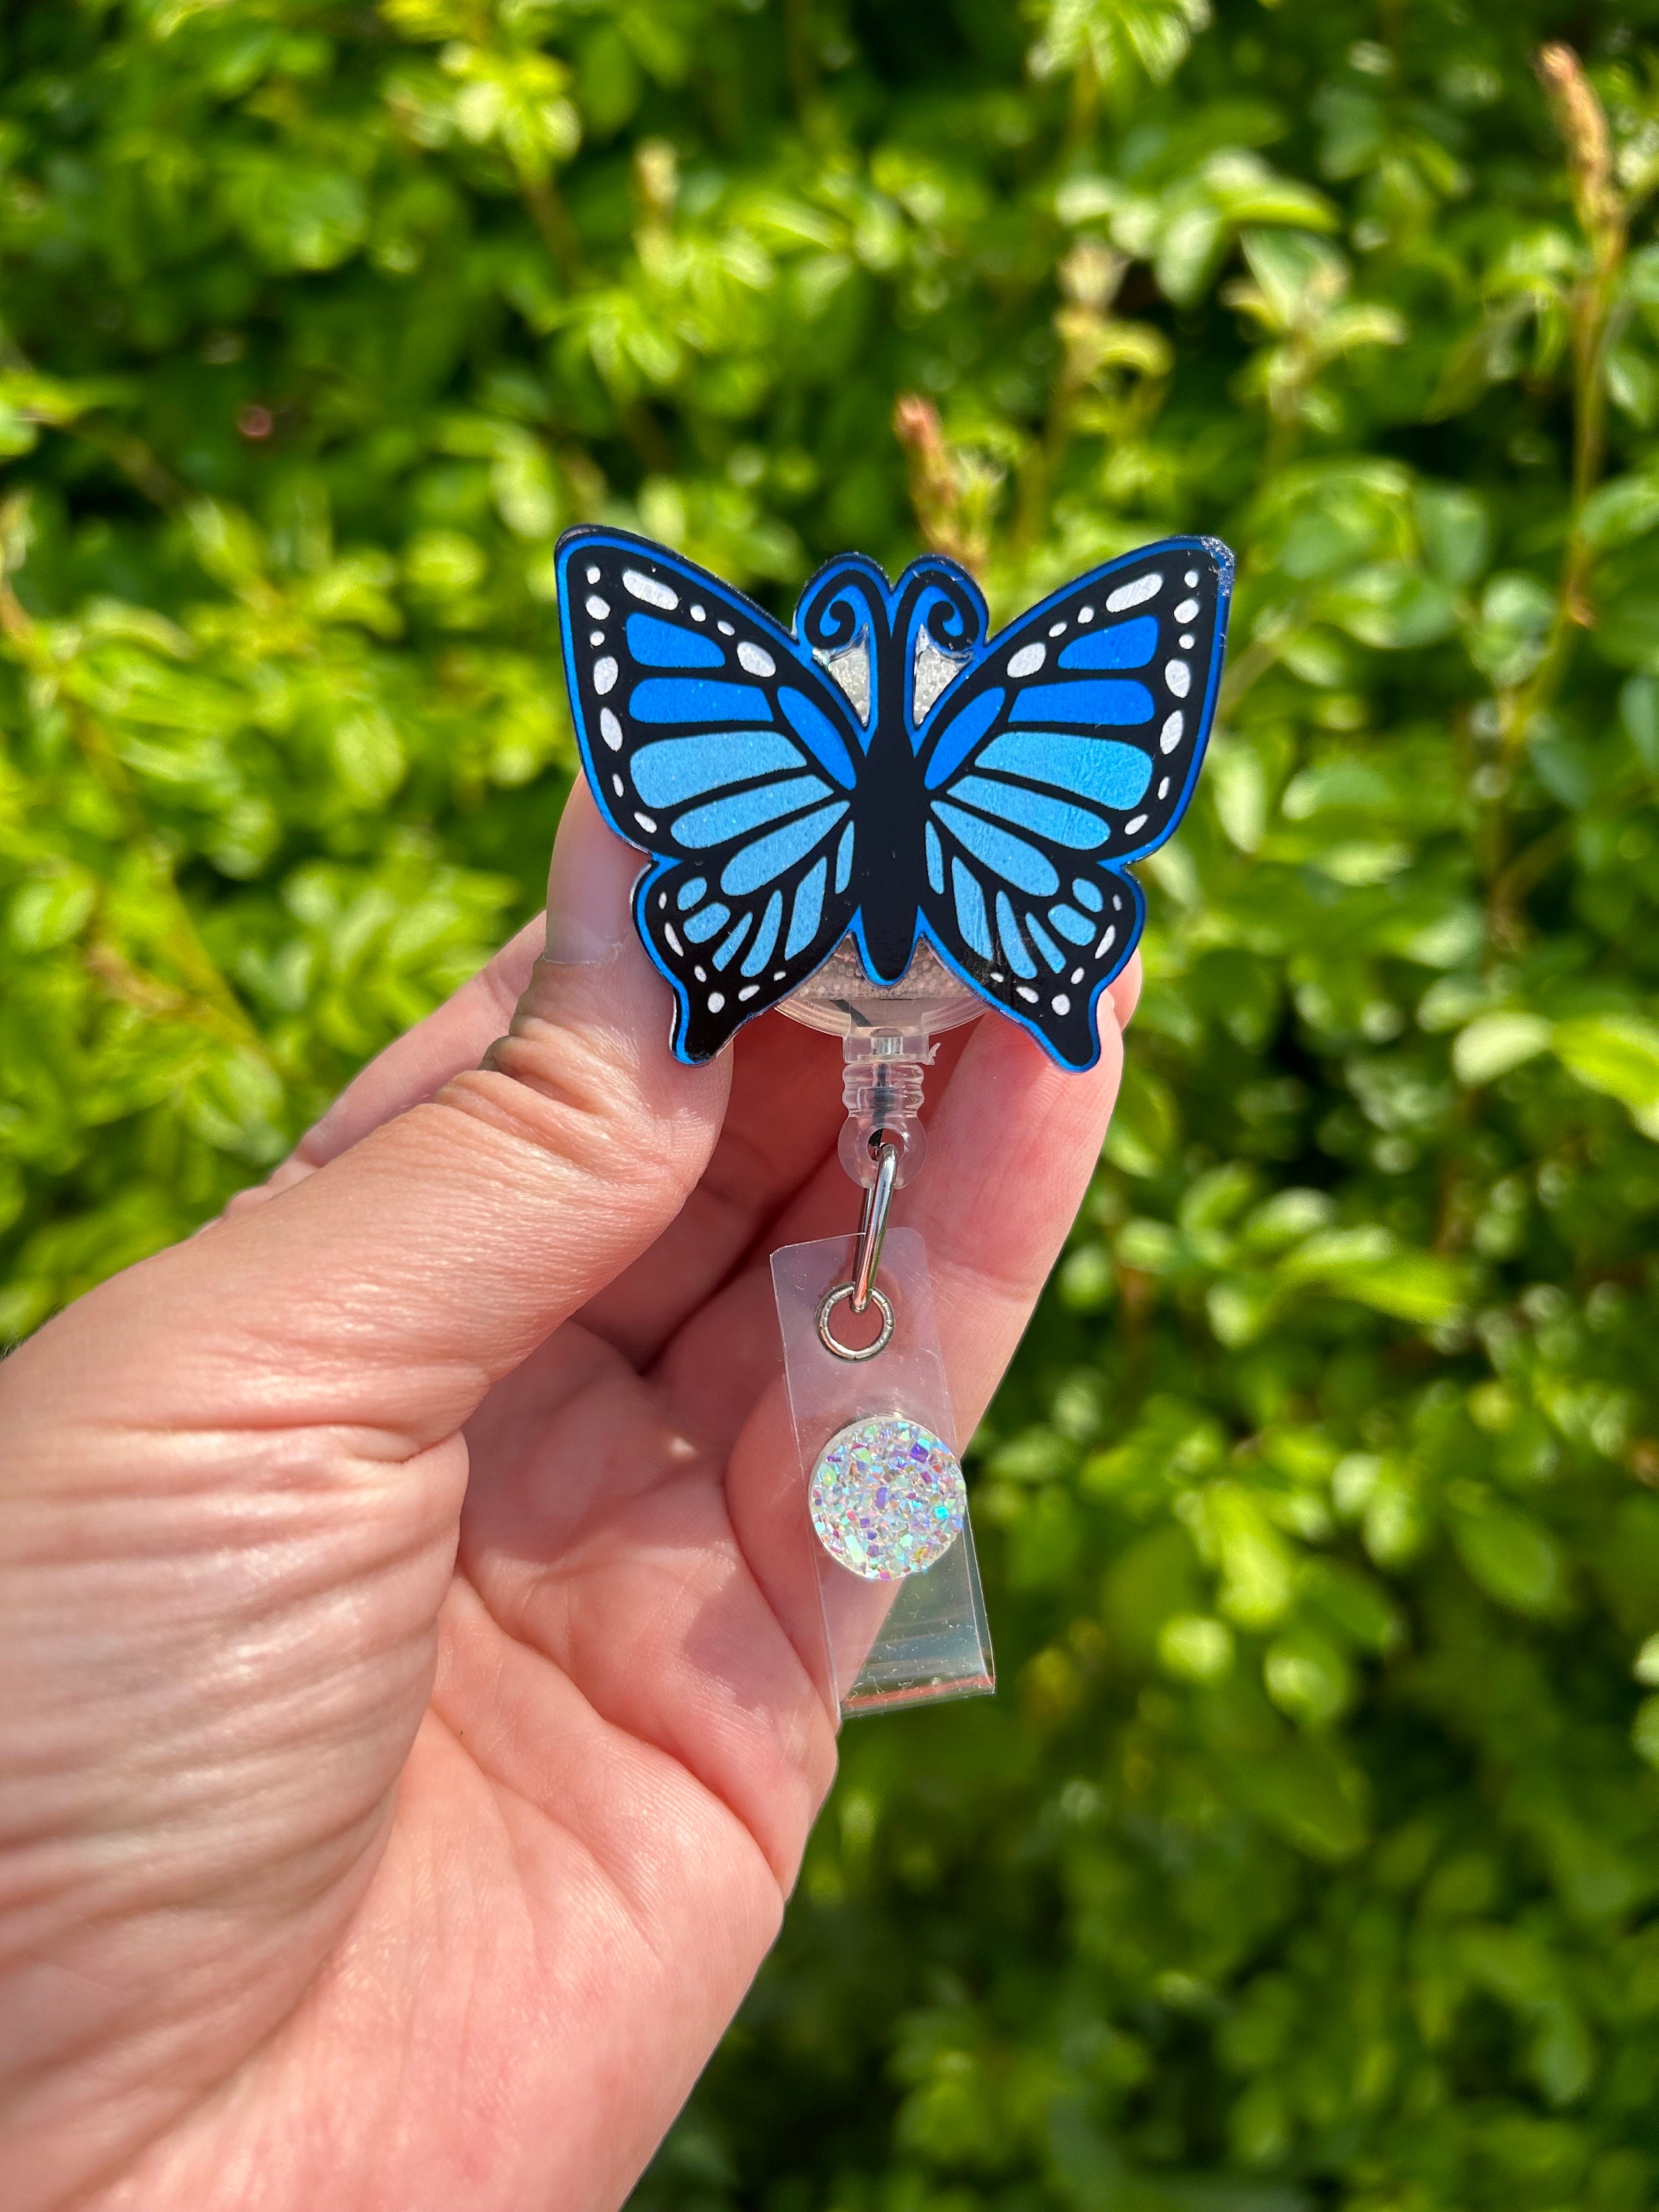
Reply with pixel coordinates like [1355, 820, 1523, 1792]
[558, 524, 1232, 1717]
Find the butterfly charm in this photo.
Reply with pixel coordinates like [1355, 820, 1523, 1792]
[555, 526, 1233, 1070]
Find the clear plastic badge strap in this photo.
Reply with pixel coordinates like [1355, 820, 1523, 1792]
[772, 1228, 993, 1717]
[769, 1009, 994, 1719]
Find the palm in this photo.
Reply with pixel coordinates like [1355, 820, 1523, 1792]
[4, 858, 1128, 2212]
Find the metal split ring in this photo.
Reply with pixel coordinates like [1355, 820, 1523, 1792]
[816, 1280, 895, 1362]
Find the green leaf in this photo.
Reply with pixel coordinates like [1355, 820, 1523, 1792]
[1605, 345, 1658, 427]
[10, 872, 95, 950]
[1200, 1484, 1297, 1629]
[1102, 1061, 1179, 1177]
[1452, 1504, 1565, 1616]
[220, 157, 369, 271]
[1264, 1625, 1352, 1728]
[1116, 1217, 1189, 1273]
[1581, 472, 1659, 549]
[1280, 1228, 1467, 1324]
[404, 528, 487, 595]
[1415, 482, 1490, 586]
[1158, 1613, 1235, 1681]
[1621, 673, 1659, 771]
[1225, 1733, 1371, 1861]
[1028, 0, 1214, 89]
[1552, 1013, 1659, 1135]
[1469, 571, 1556, 684]
[1632, 1694, 1659, 1767]
[1324, 563, 1458, 647]
[1453, 1012, 1552, 1085]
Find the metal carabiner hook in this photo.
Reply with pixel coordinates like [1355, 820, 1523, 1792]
[850, 1136, 900, 1316]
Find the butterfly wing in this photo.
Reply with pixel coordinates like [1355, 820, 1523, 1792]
[556, 527, 864, 1063]
[914, 537, 1232, 1071]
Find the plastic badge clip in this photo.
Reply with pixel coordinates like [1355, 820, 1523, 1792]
[555, 524, 1232, 1722]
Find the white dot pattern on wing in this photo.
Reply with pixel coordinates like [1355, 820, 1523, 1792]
[623, 568, 678, 610]
[1107, 571, 1162, 612]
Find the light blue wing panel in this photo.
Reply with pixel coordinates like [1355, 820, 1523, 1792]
[914, 537, 1233, 1071]
[556, 526, 863, 1062]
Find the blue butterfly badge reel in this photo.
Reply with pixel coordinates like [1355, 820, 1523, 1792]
[557, 526, 1233, 1717]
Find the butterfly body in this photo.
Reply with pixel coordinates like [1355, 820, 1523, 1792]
[844, 669, 930, 986]
[556, 526, 1232, 1069]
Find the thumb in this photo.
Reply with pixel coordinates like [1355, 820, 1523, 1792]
[13, 790, 730, 1454]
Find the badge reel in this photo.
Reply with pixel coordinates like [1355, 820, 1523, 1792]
[556, 524, 1232, 1718]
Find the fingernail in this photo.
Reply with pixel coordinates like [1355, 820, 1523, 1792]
[544, 785, 639, 964]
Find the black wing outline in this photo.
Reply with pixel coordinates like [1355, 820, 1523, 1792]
[913, 537, 1232, 1069]
[556, 527, 869, 1062]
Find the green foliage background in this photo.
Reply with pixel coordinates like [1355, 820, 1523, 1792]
[11, 0, 1659, 2204]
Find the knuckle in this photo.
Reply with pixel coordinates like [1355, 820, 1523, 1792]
[437, 1006, 705, 1213]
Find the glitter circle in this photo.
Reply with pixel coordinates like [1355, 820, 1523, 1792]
[808, 1416, 967, 1582]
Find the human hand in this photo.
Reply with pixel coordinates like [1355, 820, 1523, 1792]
[0, 785, 1137, 2212]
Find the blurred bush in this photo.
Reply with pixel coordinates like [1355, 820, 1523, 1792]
[7, 1, 1659, 2206]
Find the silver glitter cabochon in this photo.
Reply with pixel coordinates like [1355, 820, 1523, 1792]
[808, 1415, 967, 1582]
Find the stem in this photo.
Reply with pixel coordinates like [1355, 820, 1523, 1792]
[892, 394, 987, 575]
[1487, 820, 1574, 950]
[1261, 403, 1302, 481]
[621, 400, 675, 477]
[83, 936, 255, 1053]
[1482, 48, 1628, 951]
[1012, 385, 1076, 554]
[0, 333, 182, 511]
[521, 176, 581, 280]
[73, 422, 183, 511]
[1217, 600, 1309, 719]
[785, 0, 818, 125]
[1064, 52, 1099, 153]
[1505, 46, 1627, 754]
